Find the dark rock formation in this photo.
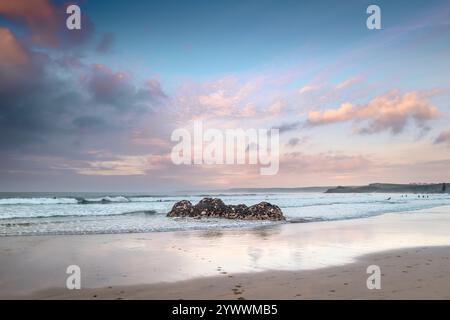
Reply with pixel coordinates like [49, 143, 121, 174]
[167, 197, 284, 221]
[168, 200, 195, 217]
[326, 183, 450, 194]
[227, 204, 249, 219]
[247, 202, 284, 220]
[193, 197, 229, 217]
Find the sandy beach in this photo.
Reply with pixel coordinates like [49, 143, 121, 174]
[1, 205, 450, 299]
[24, 246, 450, 300]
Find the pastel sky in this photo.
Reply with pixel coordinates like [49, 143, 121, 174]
[1, 0, 450, 192]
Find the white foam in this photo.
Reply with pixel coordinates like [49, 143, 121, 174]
[0, 197, 78, 205]
[84, 196, 130, 203]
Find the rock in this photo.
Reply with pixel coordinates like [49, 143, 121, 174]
[167, 200, 194, 217]
[193, 198, 228, 217]
[167, 198, 284, 221]
[247, 202, 284, 220]
[227, 204, 249, 219]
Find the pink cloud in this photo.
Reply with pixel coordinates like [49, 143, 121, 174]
[198, 90, 238, 113]
[238, 103, 257, 117]
[282, 152, 372, 173]
[307, 90, 441, 134]
[335, 75, 363, 90]
[0, 0, 60, 46]
[298, 83, 322, 95]
[0, 0, 94, 48]
[267, 100, 285, 116]
[0, 27, 29, 66]
[177, 75, 268, 120]
[54, 153, 172, 176]
[434, 129, 450, 145]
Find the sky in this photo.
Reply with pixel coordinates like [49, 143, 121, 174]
[1, 0, 450, 192]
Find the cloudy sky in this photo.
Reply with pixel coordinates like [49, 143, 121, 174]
[1, 0, 450, 192]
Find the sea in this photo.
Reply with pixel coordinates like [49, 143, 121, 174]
[0, 192, 449, 236]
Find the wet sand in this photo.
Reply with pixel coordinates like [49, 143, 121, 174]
[23, 246, 450, 300]
[1, 205, 450, 299]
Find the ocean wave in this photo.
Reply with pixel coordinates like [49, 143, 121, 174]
[0, 196, 173, 205]
[0, 197, 79, 205]
[279, 199, 407, 209]
[0, 210, 159, 221]
[288, 217, 326, 223]
[78, 196, 130, 204]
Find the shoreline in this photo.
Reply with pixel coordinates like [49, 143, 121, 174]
[1, 205, 450, 299]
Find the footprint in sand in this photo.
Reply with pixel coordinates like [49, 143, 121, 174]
[232, 284, 244, 295]
[217, 266, 228, 275]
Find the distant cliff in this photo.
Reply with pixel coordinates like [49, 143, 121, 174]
[326, 183, 449, 194]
